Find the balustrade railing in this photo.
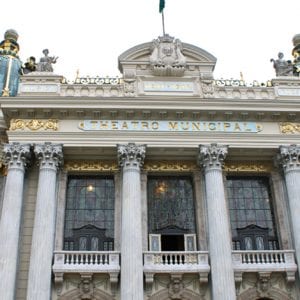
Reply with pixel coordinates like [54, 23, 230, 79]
[53, 251, 120, 272]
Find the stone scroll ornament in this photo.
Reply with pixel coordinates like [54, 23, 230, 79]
[117, 143, 146, 168]
[149, 34, 186, 76]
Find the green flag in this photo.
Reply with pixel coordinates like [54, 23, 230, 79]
[159, 0, 165, 13]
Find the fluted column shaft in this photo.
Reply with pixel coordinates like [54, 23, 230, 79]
[279, 145, 300, 267]
[0, 143, 30, 300]
[118, 143, 146, 300]
[27, 143, 63, 300]
[199, 144, 236, 300]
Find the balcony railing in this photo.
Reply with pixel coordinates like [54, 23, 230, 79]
[232, 250, 297, 282]
[53, 251, 120, 284]
[143, 251, 210, 286]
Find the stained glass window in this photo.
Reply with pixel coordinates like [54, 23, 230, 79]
[226, 176, 278, 250]
[64, 176, 115, 251]
[147, 177, 196, 234]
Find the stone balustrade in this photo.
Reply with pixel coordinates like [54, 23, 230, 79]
[232, 250, 297, 283]
[143, 251, 210, 287]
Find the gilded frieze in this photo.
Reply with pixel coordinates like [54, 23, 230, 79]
[279, 122, 300, 134]
[224, 162, 273, 173]
[10, 119, 58, 131]
[143, 161, 198, 172]
[64, 161, 118, 172]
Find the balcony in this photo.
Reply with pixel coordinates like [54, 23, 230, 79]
[52, 251, 120, 290]
[232, 250, 297, 283]
[143, 251, 210, 288]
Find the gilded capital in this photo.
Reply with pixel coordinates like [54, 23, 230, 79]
[117, 143, 146, 168]
[198, 143, 228, 170]
[34, 142, 63, 170]
[278, 144, 300, 171]
[3, 142, 31, 170]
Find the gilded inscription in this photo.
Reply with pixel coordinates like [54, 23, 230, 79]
[143, 161, 198, 172]
[224, 162, 273, 173]
[10, 119, 58, 131]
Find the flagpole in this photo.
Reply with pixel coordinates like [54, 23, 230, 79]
[162, 11, 166, 36]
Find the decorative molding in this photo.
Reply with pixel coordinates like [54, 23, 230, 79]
[64, 161, 118, 172]
[279, 122, 300, 134]
[10, 119, 58, 131]
[143, 161, 198, 172]
[224, 162, 273, 173]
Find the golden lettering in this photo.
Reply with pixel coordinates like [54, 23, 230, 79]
[111, 121, 118, 130]
[181, 122, 190, 130]
[151, 121, 159, 130]
[234, 123, 241, 131]
[208, 123, 216, 130]
[224, 122, 231, 131]
[192, 122, 200, 131]
[141, 121, 149, 130]
[168, 122, 178, 130]
[243, 122, 251, 132]
[100, 121, 108, 129]
[90, 121, 98, 129]
[121, 121, 128, 129]
[131, 121, 139, 129]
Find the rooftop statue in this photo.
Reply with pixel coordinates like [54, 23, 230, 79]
[22, 56, 37, 74]
[36, 49, 58, 72]
[149, 34, 186, 76]
[270, 52, 293, 77]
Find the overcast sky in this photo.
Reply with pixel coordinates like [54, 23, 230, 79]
[1, 0, 300, 82]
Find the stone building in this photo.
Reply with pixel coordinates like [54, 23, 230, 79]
[0, 29, 300, 299]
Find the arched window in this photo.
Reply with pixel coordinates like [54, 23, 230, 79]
[226, 176, 278, 250]
[63, 176, 115, 251]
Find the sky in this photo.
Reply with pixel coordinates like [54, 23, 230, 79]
[1, 0, 300, 83]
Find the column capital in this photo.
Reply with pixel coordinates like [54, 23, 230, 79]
[198, 143, 228, 171]
[34, 142, 63, 170]
[278, 144, 300, 172]
[117, 143, 146, 168]
[3, 142, 31, 170]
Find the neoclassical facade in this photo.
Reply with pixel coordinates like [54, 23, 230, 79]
[1, 30, 300, 299]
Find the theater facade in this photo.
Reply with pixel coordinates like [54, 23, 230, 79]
[1, 30, 300, 299]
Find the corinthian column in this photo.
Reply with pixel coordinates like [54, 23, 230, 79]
[198, 143, 236, 300]
[0, 143, 31, 300]
[27, 143, 63, 300]
[278, 144, 300, 268]
[117, 143, 146, 300]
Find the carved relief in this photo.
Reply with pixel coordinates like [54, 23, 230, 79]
[64, 161, 118, 172]
[224, 162, 273, 173]
[144, 161, 198, 172]
[150, 35, 186, 76]
[10, 119, 58, 131]
[117, 143, 146, 168]
[198, 143, 228, 170]
[279, 122, 300, 134]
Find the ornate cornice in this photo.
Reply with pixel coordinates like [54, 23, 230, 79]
[10, 119, 58, 131]
[117, 143, 146, 168]
[143, 161, 198, 172]
[278, 144, 300, 171]
[34, 142, 63, 169]
[64, 161, 118, 172]
[3, 142, 31, 170]
[198, 143, 228, 170]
